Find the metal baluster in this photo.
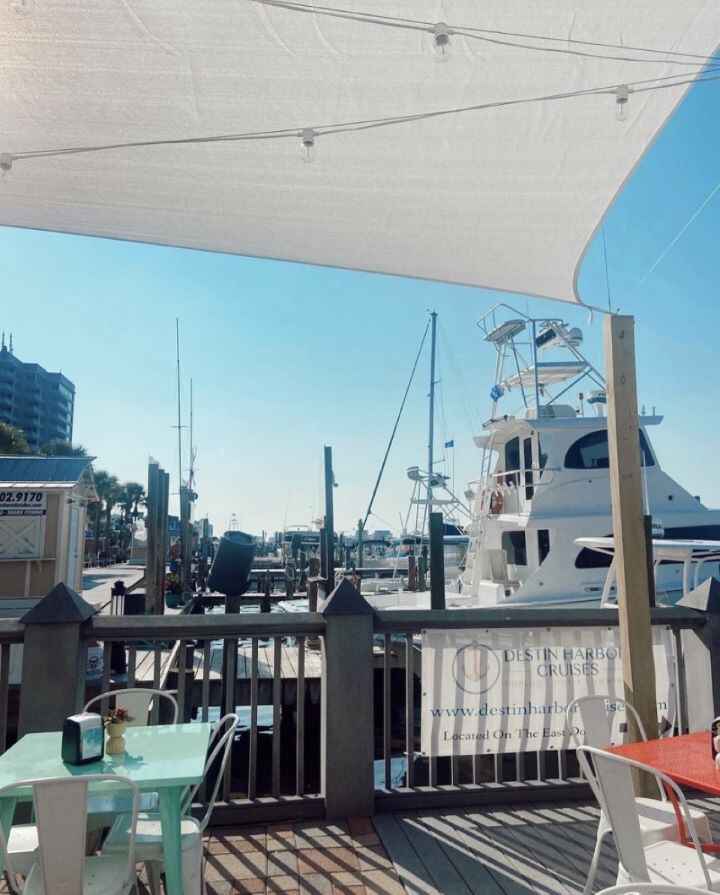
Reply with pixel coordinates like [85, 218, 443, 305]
[494, 753, 503, 784]
[272, 637, 282, 797]
[515, 751, 526, 782]
[100, 642, 112, 716]
[672, 626, 684, 733]
[0, 645, 10, 754]
[537, 749, 547, 783]
[248, 639, 259, 800]
[472, 754, 482, 785]
[127, 646, 137, 688]
[76, 641, 88, 713]
[405, 634, 414, 788]
[296, 636, 305, 796]
[383, 634, 391, 791]
[201, 642, 211, 723]
[223, 638, 238, 800]
[151, 646, 161, 724]
[176, 640, 187, 722]
[557, 749, 568, 781]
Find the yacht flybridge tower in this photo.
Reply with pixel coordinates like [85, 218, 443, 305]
[457, 304, 720, 607]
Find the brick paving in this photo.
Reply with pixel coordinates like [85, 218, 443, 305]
[202, 817, 405, 894]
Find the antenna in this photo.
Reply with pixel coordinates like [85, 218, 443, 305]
[1, 332, 4, 350]
[9, 334, 12, 355]
[175, 319, 183, 491]
[189, 377, 195, 491]
[426, 310, 438, 537]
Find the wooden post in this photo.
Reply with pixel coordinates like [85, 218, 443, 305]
[307, 557, 320, 613]
[158, 470, 170, 610]
[323, 446, 335, 590]
[429, 512, 446, 610]
[321, 579, 374, 817]
[146, 461, 159, 614]
[18, 584, 96, 736]
[605, 315, 658, 759]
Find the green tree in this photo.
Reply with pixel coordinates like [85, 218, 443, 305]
[0, 422, 29, 455]
[119, 482, 146, 523]
[39, 440, 88, 457]
[92, 469, 120, 555]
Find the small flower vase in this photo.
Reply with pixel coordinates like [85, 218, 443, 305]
[106, 721, 127, 755]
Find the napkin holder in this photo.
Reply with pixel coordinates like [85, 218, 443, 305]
[62, 712, 104, 765]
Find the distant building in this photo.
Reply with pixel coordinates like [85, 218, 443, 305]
[0, 455, 96, 602]
[0, 335, 75, 451]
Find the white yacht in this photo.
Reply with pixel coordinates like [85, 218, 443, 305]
[369, 304, 720, 610]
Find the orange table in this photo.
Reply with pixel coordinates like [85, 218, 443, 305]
[610, 731, 719, 795]
[611, 731, 720, 849]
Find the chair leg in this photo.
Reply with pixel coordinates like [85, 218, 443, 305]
[145, 861, 163, 895]
[583, 830, 607, 895]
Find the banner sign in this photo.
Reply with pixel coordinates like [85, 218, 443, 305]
[421, 626, 675, 755]
[0, 491, 47, 517]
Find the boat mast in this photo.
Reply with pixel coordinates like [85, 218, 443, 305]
[426, 310, 437, 537]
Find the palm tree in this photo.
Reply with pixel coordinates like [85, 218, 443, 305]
[105, 479, 123, 539]
[0, 422, 29, 455]
[39, 440, 88, 457]
[92, 470, 119, 559]
[119, 482, 146, 524]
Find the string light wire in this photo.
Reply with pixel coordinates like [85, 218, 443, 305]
[248, 0, 720, 67]
[6, 69, 720, 167]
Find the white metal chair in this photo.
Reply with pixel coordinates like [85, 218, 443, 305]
[578, 745, 720, 890]
[103, 713, 238, 895]
[567, 695, 711, 895]
[0, 775, 139, 895]
[81, 689, 179, 831]
[84, 688, 179, 726]
[598, 885, 717, 894]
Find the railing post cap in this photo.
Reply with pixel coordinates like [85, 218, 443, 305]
[321, 577, 374, 616]
[20, 582, 97, 625]
[677, 576, 720, 614]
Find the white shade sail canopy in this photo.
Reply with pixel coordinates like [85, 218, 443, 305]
[1, 1, 719, 303]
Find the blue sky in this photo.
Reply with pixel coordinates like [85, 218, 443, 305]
[1, 75, 719, 535]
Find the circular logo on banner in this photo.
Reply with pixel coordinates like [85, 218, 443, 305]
[452, 642, 501, 695]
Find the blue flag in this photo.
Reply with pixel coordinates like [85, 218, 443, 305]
[444, 439, 454, 448]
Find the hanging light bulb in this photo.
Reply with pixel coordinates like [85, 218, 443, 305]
[0, 154, 13, 176]
[431, 22, 451, 62]
[614, 85, 630, 121]
[300, 128, 317, 163]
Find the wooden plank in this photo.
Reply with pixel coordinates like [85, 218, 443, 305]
[398, 813, 472, 894]
[604, 315, 658, 758]
[373, 813, 439, 895]
[407, 812, 507, 894]
[511, 804, 616, 893]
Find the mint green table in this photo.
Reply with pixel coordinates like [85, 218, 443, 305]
[0, 723, 212, 895]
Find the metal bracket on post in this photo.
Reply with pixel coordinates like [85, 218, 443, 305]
[320, 578, 375, 818]
[18, 583, 97, 736]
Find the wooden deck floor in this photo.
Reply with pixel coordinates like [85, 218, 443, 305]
[374, 795, 720, 895]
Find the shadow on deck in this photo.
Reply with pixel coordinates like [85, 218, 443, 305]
[374, 795, 720, 895]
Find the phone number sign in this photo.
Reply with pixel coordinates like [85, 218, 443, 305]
[0, 491, 47, 516]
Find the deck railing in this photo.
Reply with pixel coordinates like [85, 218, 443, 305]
[372, 606, 705, 811]
[0, 582, 716, 826]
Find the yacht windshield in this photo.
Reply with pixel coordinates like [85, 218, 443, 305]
[564, 430, 654, 470]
